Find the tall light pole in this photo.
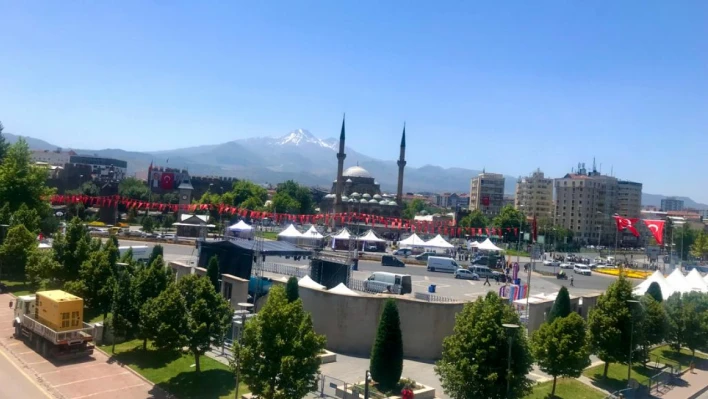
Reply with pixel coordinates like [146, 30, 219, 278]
[234, 302, 253, 399]
[502, 323, 520, 398]
[517, 205, 524, 266]
[626, 299, 640, 384]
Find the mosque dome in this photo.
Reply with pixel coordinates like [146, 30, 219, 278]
[362, 193, 371, 199]
[343, 166, 372, 178]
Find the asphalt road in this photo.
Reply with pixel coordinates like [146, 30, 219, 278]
[0, 347, 51, 398]
[117, 239, 622, 299]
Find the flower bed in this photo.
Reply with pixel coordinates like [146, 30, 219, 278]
[594, 268, 652, 279]
[336, 378, 436, 399]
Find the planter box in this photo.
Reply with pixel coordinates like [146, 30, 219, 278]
[335, 381, 436, 399]
[319, 350, 337, 364]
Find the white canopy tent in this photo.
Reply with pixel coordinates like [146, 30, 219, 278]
[665, 269, 693, 295]
[633, 270, 675, 298]
[468, 241, 480, 249]
[358, 230, 385, 243]
[328, 283, 360, 296]
[424, 234, 454, 249]
[227, 220, 254, 238]
[477, 238, 503, 252]
[331, 228, 352, 241]
[399, 233, 426, 247]
[277, 224, 303, 244]
[302, 225, 324, 240]
[298, 275, 325, 290]
[685, 269, 708, 292]
[704, 272, 708, 285]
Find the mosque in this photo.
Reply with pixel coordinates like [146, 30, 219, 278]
[320, 117, 406, 218]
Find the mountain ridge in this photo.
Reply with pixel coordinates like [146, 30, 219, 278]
[3, 130, 707, 209]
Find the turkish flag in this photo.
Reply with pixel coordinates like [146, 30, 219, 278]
[160, 173, 175, 189]
[614, 216, 640, 237]
[642, 220, 665, 245]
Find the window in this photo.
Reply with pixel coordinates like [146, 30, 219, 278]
[71, 311, 80, 327]
[61, 312, 70, 328]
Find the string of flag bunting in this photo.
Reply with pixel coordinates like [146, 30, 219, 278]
[49, 194, 521, 238]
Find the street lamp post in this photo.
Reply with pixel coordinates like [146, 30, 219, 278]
[234, 302, 254, 399]
[502, 323, 520, 398]
[517, 205, 524, 266]
[626, 300, 640, 384]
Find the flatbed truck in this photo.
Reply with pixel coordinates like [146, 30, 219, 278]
[11, 292, 95, 360]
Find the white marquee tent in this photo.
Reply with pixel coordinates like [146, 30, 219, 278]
[277, 224, 303, 244]
[303, 225, 324, 240]
[704, 272, 708, 285]
[665, 268, 693, 295]
[477, 238, 503, 252]
[399, 233, 426, 247]
[634, 270, 675, 297]
[298, 275, 325, 290]
[424, 234, 454, 249]
[359, 230, 385, 243]
[468, 241, 480, 249]
[227, 220, 254, 238]
[328, 283, 360, 296]
[685, 269, 708, 292]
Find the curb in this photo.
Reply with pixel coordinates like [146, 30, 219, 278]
[94, 346, 175, 399]
[688, 384, 708, 399]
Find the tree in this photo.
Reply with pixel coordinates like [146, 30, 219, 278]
[118, 177, 150, 201]
[691, 231, 708, 261]
[0, 203, 11, 224]
[673, 223, 697, 261]
[547, 286, 571, 323]
[587, 275, 635, 378]
[148, 245, 164, 267]
[52, 217, 92, 283]
[10, 203, 42, 233]
[492, 205, 528, 243]
[238, 286, 326, 399]
[285, 276, 300, 302]
[0, 139, 54, 215]
[370, 299, 404, 391]
[133, 256, 172, 349]
[531, 313, 591, 396]
[177, 274, 232, 373]
[664, 293, 685, 351]
[139, 284, 187, 352]
[0, 121, 10, 162]
[141, 216, 155, 233]
[77, 251, 115, 321]
[269, 191, 300, 214]
[646, 281, 663, 303]
[665, 292, 708, 356]
[436, 292, 533, 399]
[275, 180, 314, 214]
[0, 224, 37, 279]
[111, 270, 134, 353]
[230, 180, 268, 208]
[26, 250, 63, 291]
[637, 294, 668, 365]
[459, 209, 489, 229]
[206, 255, 220, 293]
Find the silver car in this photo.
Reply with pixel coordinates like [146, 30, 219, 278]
[454, 268, 479, 280]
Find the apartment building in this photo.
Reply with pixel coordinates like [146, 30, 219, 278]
[554, 163, 619, 245]
[515, 169, 554, 219]
[618, 180, 643, 219]
[31, 150, 75, 167]
[661, 197, 684, 212]
[435, 193, 470, 209]
[469, 172, 505, 217]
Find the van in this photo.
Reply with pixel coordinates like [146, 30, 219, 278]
[427, 256, 460, 273]
[469, 265, 498, 280]
[363, 272, 412, 295]
[118, 245, 150, 264]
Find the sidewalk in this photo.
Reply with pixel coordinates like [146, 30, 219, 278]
[662, 367, 708, 399]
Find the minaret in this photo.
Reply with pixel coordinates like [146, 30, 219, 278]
[334, 115, 346, 210]
[396, 123, 406, 204]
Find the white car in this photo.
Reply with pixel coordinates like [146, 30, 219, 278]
[560, 262, 574, 269]
[574, 264, 592, 275]
[454, 268, 479, 280]
[543, 260, 560, 267]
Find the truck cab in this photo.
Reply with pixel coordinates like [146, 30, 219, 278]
[12, 294, 37, 327]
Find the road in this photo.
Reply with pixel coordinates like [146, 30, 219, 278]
[0, 347, 51, 398]
[117, 239, 626, 300]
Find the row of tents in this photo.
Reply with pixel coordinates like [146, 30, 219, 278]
[634, 268, 708, 298]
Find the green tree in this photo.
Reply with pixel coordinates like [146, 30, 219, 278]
[147, 245, 164, 267]
[690, 231, 708, 261]
[664, 292, 685, 351]
[637, 294, 668, 365]
[276, 180, 314, 214]
[0, 224, 37, 280]
[0, 121, 10, 162]
[0, 203, 11, 224]
[436, 292, 533, 399]
[10, 203, 42, 233]
[0, 139, 54, 214]
[673, 223, 697, 261]
[111, 270, 134, 353]
[177, 274, 232, 373]
[587, 275, 635, 378]
[26, 250, 63, 291]
[531, 313, 591, 396]
[285, 276, 300, 302]
[238, 286, 325, 399]
[269, 191, 300, 214]
[77, 251, 115, 321]
[139, 284, 187, 352]
[370, 299, 404, 391]
[665, 292, 708, 356]
[492, 205, 528, 243]
[547, 286, 571, 323]
[206, 255, 220, 293]
[230, 180, 268, 208]
[459, 209, 489, 229]
[133, 256, 171, 349]
[118, 177, 150, 201]
[141, 216, 155, 233]
[646, 281, 663, 303]
[52, 217, 93, 283]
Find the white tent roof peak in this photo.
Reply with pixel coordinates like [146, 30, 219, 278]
[298, 275, 325, 290]
[332, 228, 352, 240]
[685, 269, 708, 292]
[278, 224, 302, 238]
[424, 234, 454, 249]
[469, 241, 480, 248]
[328, 283, 360, 296]
[665, 269, 693, 295]
[228, 220, 253, 231]
[399, 233, 426, 247]
[303, 225, 324, 239]
[477, 238, 503, 251]
[359, 230, 385, 243]
[634, 270, 674, 298]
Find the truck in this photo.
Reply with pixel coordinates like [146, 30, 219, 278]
[12, 290, 95, 360]
[118, 245, 150, 263]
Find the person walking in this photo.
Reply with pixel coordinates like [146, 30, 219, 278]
[570, 275, 574, 287]
[484, 275, 491, 286]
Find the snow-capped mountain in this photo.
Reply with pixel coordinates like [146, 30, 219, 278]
[274, 129, 338, 150]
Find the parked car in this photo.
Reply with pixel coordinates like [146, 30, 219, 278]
[393, 248, 412, 257]
[416, 252, 445, 261]
[381, 255, 405, 268]
[454, 268, 478, 280]
[560, 262, 574, 269]
[573, 264, 592, 275]
[468, 265, 501, 280]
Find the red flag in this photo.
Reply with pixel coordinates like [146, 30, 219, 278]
[160, 172, 175, 189]
[642, 219, 665, 245]
[614, 216, 640, 237]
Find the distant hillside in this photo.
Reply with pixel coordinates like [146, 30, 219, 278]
[641, 193, 708, 210]
[2, 132, 59, 151]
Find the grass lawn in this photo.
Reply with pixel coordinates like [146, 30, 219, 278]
[649, 345, 708, 369]
[582, 362, 656, 393]
[524, 378, 605, 399]
[99, 339, 247, 399]
[506, 249, 530, 258]
[257, 231, 278, 240]
[1, 278, 32, 296]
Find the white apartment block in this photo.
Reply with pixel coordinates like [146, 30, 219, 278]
[469, 172, 505, 217]
[31, 150, 75, 167]
[515, 169, 553, 220]
[618, 180, 643, 219]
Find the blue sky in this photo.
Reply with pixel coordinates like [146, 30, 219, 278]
[1, 1, 707, 201]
